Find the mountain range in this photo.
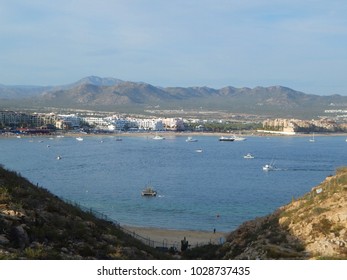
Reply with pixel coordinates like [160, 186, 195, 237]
[1, 76, 346, 119]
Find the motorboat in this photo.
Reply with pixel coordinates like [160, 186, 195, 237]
[186, 136, 198, 142]
[56, 156, 62, 160]
[153, 134, 165, 140]
[262, 164, 274, 171]
[233, 135, 246, 141]
[195, 149, 203, 153]
[219, 136, 235, 142]
[76, 137, 84, 141]
[141, 186, 157, 196]
[263, 160, 278, 171]
[243, 153, 254, 159]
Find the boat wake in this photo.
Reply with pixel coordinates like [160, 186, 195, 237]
[264, 166, 332, 172]
[286, 168, 333, 172]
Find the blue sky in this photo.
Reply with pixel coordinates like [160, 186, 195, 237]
[1, 0, 346, 95]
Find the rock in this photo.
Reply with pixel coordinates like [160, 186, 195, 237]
[61, 247, 69, 254]
[101, 234, 118, 243]
[116, 246, 137, 258]
[29, 242, 42, 249]
[1, 209, 25, 217]
[0, 234, 9, 245]
[11, 225, 30, 249]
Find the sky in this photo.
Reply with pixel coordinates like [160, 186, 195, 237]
[0, 0, 347, 95]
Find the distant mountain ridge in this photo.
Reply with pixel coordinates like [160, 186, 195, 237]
[57, 76, 125, 89]
[1, 76, 346, 118]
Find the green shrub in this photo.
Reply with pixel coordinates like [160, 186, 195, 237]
[312, 207, 328, 215]
[312, 218, 332, 235]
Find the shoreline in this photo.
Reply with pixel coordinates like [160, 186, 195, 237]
[122, 225, 227, 249]
[2, 130, 347, 139]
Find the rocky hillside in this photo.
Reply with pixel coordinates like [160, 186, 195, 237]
[0, 166, 167, 260]
[215, 167, 347, 260]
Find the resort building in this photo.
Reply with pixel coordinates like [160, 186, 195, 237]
[262, 118, 343, 133]
[162, 118, 185, 131]
[82, 116, 109, 128]
[0, 111, 57, 128]
[55, 114, 81, 129]
[136, 118, 164, 131]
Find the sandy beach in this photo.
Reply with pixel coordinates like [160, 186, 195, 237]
[122, 225, 228, 249]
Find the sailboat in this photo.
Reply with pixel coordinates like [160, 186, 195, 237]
[309, 133, 315, 142]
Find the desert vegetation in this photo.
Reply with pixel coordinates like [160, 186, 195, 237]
[0, 165, 168, 259]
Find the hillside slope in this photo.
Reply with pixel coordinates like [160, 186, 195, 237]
[36, 83, 345, 118]
[2, 76, 347, 118]
[216, 167, 347, 260]
[0, 166, 167, 260]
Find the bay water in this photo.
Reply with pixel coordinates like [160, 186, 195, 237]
[0, 134, 346, 232]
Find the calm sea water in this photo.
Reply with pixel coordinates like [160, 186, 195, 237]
[0, 134, 346, 232]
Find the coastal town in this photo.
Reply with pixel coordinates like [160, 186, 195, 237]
[1, 109, 347, 136]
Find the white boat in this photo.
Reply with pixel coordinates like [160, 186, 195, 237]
[186, 136, 198, 142]
[263, 159, 277, 171]
[76, 137, 84, 141]
[219, 136, 235, 142]
[309, 133, 315, 142]
[262, 164, 274, 171]
[233, 135, 246, 141]
[195, 149, 203, 153]
[56, 156, 62, 160]
[141, 186, 157, 196]
[153, 134, 165, 140]
[243, 153, 254, 159]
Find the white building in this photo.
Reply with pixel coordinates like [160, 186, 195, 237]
[136, 118, 164, 131]
[104, 116, 131, 131]
[162, 118, 185, 131]
[82, 117, 109, 128]
[56, 114, 81, 129]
